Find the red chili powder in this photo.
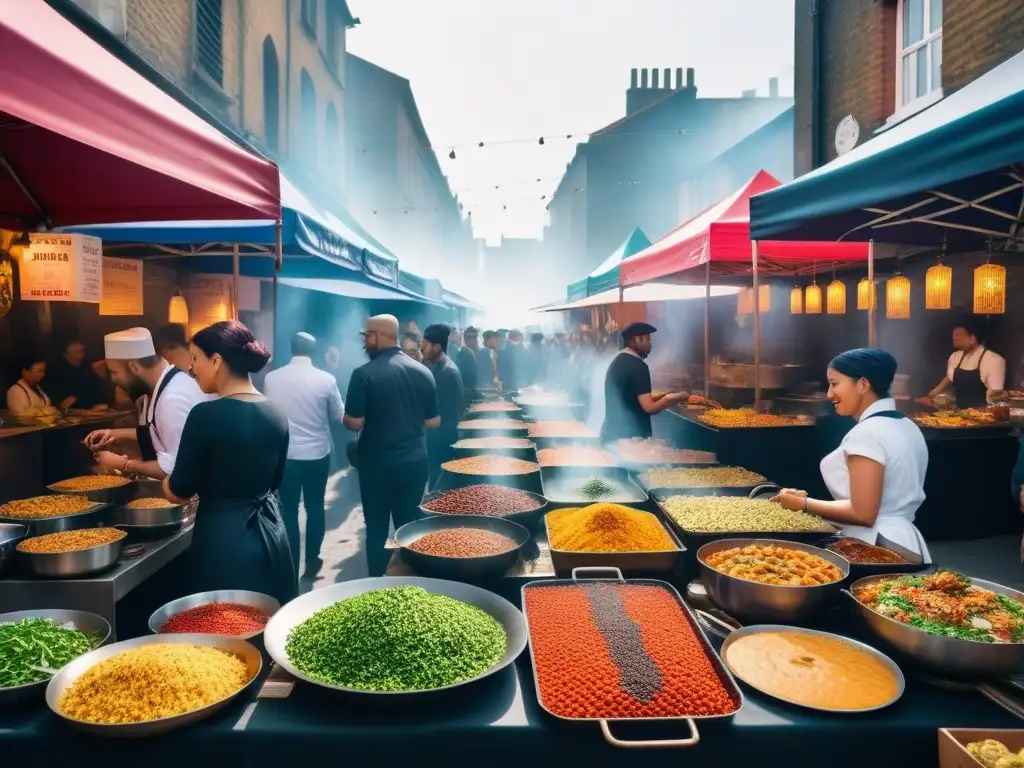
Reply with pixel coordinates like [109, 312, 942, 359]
[161, 602, 270, 636]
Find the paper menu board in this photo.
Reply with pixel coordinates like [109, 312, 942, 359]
[99, 256, 144, 316]
[19, 234, 102, 303]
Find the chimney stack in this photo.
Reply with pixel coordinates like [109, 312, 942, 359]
[630, 68, 638, 88]
[676, 67, 684, 89]
[651, 68, 659, 88]
[640, 68, 648, 88]
[686, 68, 695, 89]
[741, 88, 756, 98]
[664, 68, 671, 89]
[768, 77, 779, 98]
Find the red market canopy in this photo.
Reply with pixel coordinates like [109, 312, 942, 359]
[619, 170, 869, 287]
[0, 0, 280, 229]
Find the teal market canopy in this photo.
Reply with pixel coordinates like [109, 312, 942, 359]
[566, 227, 650, 300]
[749, 48, 1024, 247]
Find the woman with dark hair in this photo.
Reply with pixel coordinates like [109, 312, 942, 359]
[162, 320, 297, 603]
[771, 348, 931, 561]
[6, 355, 54, 415]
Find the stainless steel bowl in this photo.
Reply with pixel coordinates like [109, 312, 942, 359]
[719, 624, 905, 713]
[148, 589, 280, 640]
[0, 609, 111, 705]
[116, 500, 188, 528]
[46, 633, 262, 737]
[0, 523, 28, 577]
[263, 576, 528, 702]
[0, 501, 108, 535]
[846, 573, 1024, 679]
[17, 533, 125, 578]
[698, 538, 850, 623]
[395, 515, 531, 582]
[47, 478, 135, 505]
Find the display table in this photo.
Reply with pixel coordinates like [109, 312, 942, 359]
[0, 525, 193, 638]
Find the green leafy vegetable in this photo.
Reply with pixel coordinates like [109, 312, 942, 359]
[0, 617, 99, 688]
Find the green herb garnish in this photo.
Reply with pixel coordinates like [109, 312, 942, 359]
[578, 477, 615, 499]
[0, 617, 99, 688]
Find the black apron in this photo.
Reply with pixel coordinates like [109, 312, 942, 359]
[137, 367, 181, 462]
[953, 349, 988, 409]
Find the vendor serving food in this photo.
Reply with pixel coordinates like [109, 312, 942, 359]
[600, 322, 688, 443]
[771, 348, 931, 561]
[83, 327, 208, 479]
[917, 321, 1005, 409]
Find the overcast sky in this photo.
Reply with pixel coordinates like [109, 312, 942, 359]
[346, 0, 795, 244]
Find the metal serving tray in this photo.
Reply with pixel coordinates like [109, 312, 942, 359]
[439, 462, 543, 495]
[521, 567, 743, 749]
[148, 589, 280, 640]
[46, 478, 135, 506]
[0, 500, 109, 536]
[540, 465, 649, 508]
[543, 512, 685, 576]
[18, 534, 125, 579]
[395, 515, 532, 582]
[419, 486, 548, 532]
[819, 534, 931, 578]
[451, 442, 538, 463]
[645, 484, 765, 499]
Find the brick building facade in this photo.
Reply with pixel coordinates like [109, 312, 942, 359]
[794, 0, 1024, 175]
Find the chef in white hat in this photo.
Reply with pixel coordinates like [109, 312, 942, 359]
[84, 327, 208, 478]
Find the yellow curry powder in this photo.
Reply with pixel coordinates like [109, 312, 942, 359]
[547, 503, 677, 553]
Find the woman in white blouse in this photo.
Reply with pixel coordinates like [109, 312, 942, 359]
[6, 356, 54, 415]
[772, 348, 931, 561]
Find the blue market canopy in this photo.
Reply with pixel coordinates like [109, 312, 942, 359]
[278, 276, 436, 303]
[750, 49, 1024, 247]
[567, 227, 650, 300]
[64, 175, 401, 285]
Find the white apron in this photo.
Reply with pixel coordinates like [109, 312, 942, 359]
[820, 442, 932, 563]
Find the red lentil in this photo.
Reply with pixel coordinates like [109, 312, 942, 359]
[524, 583, 737, 719]
[453, 437, 535, 449]
[537, 447, 614, 467]
[527, 421, 594, 438]
[409, 528, 517, 558]
[442, 456, 538, 476]
[160, 602, 270, 636]
[423, 484, 542, 516]
[458, 419, 527, 431]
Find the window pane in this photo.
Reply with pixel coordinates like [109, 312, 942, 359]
[904, 0, 924, 46]
[930, 0, 943, 31]
[902, 54, 914, 105]
[916, 47, 929, 98]
[930, 37, 942, 91]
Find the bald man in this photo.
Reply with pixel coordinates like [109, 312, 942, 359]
[344, 315, 440, 576]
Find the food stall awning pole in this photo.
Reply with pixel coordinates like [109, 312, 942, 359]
[868, 239, 877, 347]
[704, 260, 711, 399]
[232, 244, 240, 321]
[752, 241, 761, 412]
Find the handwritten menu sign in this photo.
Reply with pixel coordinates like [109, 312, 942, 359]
[100, 257, 144, 316]
[19, 234, 102, 303]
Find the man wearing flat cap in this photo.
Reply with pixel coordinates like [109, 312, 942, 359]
[84, 327, 208, 479]
[421, 323, 465, 487]
[344, 315, 440, 576]
[601, 322, 688, 444]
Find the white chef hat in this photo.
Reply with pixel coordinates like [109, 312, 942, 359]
[104, 327, 156, 360]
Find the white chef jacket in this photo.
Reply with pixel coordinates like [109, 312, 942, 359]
[147, 365, 210, 475]
[264, 356, 344, 461]
[820, 397, 931, 561]
[946, 346, 1005, 391]
[6, 381, 51, 415]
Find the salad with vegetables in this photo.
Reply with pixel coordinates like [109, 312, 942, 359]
[854, 570, 1024, 643]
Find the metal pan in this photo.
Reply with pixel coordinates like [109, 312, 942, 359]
[0, 609, 112, 705]
[148, 589, 280, 640]
[606, 442, 718, 470]
[0, 500, 108, 536]
[46, 633, 262, 736]
[395, 515, 531, 582]
[697, 538, 849, 624]
[540, 465, 648, 508]
[114, 500, 189, 528]
[17, 531, 126, 578]
[439, 461, 543, 495]
[521, 567, 743, 749]
[647, 485, 764, 500]
[451, 443, 538, 463]
[462, 405, 524, 420]
[419, 486, 548, 532]
[819, 534, 931, 578]
[717, 623, 905, 713]
[47, 477, 135, 505]
[263, 576, 528, 704]
[0, 523, 28, 577]
[544, 512, 685, 576]
[457, 420, 530, 439]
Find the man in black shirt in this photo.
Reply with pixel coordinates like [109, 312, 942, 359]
[421, 323, 464, 488]
[456, 326, 480, 396]
[600, 322, 688, 444]
[46, 339, 107, 409]
[344, 314, 439, 576]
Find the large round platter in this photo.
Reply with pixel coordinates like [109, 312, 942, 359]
[263, 576, 528, 701]
[47, 478, 135, 505]
[845, 573, 1024, 679]
[0, 609, 111, 705]
[149, 589, 280, 640]
[719, 624, 905, 713]
[45, 633, 262, 737]
[697, 538, 849, 623]
[18, 534, 125, 578]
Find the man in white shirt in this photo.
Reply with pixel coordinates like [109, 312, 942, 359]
[919, 322, 1006, 409]
[265, 332, 345, 578]
[84, 327, 208, 479]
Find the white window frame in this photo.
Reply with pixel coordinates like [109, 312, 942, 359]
[891, 0, 943, 124]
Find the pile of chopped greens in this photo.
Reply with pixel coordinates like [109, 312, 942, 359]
[0, 617, 101, 688]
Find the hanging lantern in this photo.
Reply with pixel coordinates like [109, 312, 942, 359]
[857, 278, 877, 310]
[925, 263, 952, 310]
[790, 285, 803, 314]
[168, 290, 190, 325]
[826, 279, 847, 314]
[886, 273, 911, 319]
[0, 256, 12, 319]
[973, 263, 1006, 315]
[805, 282, 822, 314]
[757, 283, 771, 313]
